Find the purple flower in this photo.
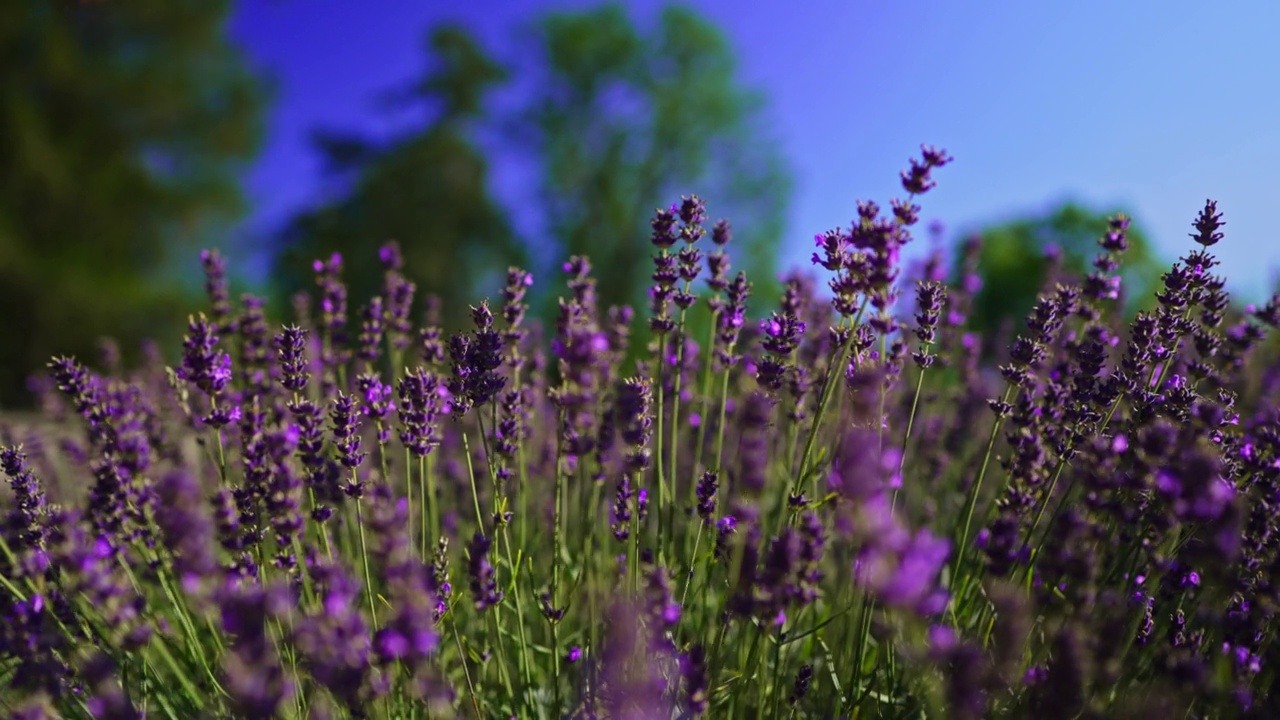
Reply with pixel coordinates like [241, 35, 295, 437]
[365, 485, 440, 691]
[714, 516, 737, 560]
[899, 144, 953, 195]
[650, 204, 679, 248]
[275, 325, 310, 393]
[2, 446, 48, 550]
[201, 248, 231, 328]
[716, 272, 751, 366]
[695, 471, 718, 522]
[612, 475, 635, 542]
[294, 563, 376, 709]
[383, 273, 416, 353]
[912, 281, 946, 368]
[756, 294, 807, 392]
[397, 368, 444, 457]
[81, 651, 140, 719]
[356, 373, 395, 422]
[447, 301, 507, 414]
[645, 564, 681, 641]
[788, 664, 813, 706]
[357, 296, 384, 365]
[155, 469, 219, 592]
[1190, 198, 1225, 247]
[236, 295, 271, 390]
[50, 514, 151, 651]
[313, 253, 350, 392]
[501, 266, 533, 351]
[856, 526, 950, 615]
[217, 583, 295, 719]
[467, 532, 503, 611]
[178, 313, 232, 397]
[681, 645, 709, 715]
[330, 391, 367, 479]
[616, 377, 653, 475]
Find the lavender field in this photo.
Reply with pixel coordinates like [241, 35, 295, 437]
[2, 146, 1277, 718]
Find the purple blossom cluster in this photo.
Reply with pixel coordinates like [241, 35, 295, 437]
[6, 147, 1280, 719]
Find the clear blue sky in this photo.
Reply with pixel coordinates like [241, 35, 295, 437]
[230, 0, 1280, 301]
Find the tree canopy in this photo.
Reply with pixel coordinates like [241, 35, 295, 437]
[0, 0, 265, 406]
[272, 26, 522, 327]
[966, 201, 1164, 341]
[272, 4, 793, 329]
[519, 4, 792, 314]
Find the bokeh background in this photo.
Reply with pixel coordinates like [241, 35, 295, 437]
[3, 0, 1278, 407]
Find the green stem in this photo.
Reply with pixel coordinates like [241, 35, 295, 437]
[425, 453, 439, 554]
[461, 431, 485, 532]
[732, 623, 765, 718]
[952, 385, 1017, 590]
[500, 526, 533, 692]
[405, 447, 414, 553]
[450, 611, 483, 720]
[848, 593, 874, 712]
[892, 362, 928, 512]
[669, 299, 692, 552]
[876, 334, 888, 454]
[692, 307, 722, 472]
[795, 302, 867, 501]
[675, 520, 705, 639]
[354, 495, 379, 631]
[712, 366, 733, 472]
[552, 409, 567, 712]
[655, 332, 668, 548]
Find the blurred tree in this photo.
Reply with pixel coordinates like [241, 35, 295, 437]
[966, 201, 1164, 341]
[273, 4, 792, 330]
[0, 0, 265, 406]
[272, 25, 523, 328]
[519, 3, 791, 315]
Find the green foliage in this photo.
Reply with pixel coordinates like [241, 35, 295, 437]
[273, 27, 523, 328]
[0, 0, 265, 406]
[966, 201, 1163, 342]
[273, 4, 792, 328]
[523, 3, 791, 314]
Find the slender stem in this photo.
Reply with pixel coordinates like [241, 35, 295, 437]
[733, 623, 765, 717]
[425, 452, 439, 553]
[952, 385, 1017, 591]
[1028, 382, 1129, 556]
[552, 408, 567, 713]
[450, 611, 483, 720]
[655, 332, 668, 547]
[307, 486, 334, 560]
[892, 364, 928, 511]
[213, 420, 228, 486]
[376, 421, 389, 484]
[767, 624, 785, 720]
[712, 367, 732, 472]
[795, 302, 867, 500]
[552, 617, 563, 716]
[461, 431, 485, 532]
[876, 334, 888, 454]
[669, 300, 692, 549]
[848, 593, 874, 712]
[486, 608, 515, 702]
[707, 620, 731, 706]
[500, 526, 533, 691]
[405, 447, 414, 553]
[676, 520, 705, 637]
[693, 307, 722, 472]
[354, 495, 379, 630]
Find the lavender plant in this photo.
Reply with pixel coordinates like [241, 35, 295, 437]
[4, 147, 1280, 719]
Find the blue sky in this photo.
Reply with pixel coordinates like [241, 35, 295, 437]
[230, 0, 1280, 301]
